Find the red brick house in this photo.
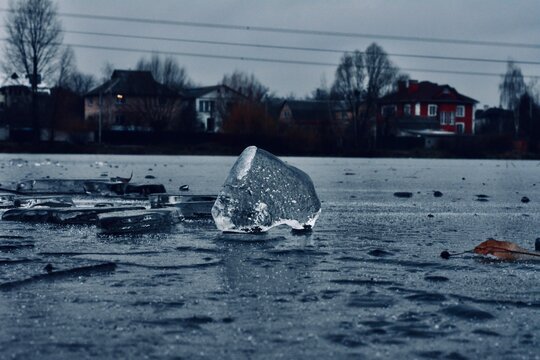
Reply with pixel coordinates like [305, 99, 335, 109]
[378, 80, 478, 135]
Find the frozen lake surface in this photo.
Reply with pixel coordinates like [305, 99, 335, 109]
[0, 154, 539, 359]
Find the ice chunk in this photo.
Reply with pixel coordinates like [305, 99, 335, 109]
[16, 179, 100, 194]
[0, 194, 16, 209]
[125, 184, 166, 196]
[52, 206, 146, 225]
[12, 178, 165, 198]
[14, 196, 74, 208]
[83, 181, 126, 196]
[2, 206, 145, 224]
[149, 194, 217, 219]
[212, 146, 321, 233]
[97, 208, 180, 234]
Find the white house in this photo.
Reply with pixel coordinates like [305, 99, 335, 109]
[182, 85, 239, 132]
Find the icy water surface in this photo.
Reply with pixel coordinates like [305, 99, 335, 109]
[0, 154, 539, 359]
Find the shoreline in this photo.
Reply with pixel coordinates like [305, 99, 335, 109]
[0, 141, 539, 159]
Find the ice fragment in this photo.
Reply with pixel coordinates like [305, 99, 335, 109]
[212, 146, 321, 233]
[97, 208, 180, 234]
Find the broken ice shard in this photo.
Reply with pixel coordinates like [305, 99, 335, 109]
[13, 178, 166, 198]
[97, 208, 180, 234]
[16, 179, 99, 194]
[2, 206, 145, 224]
[14, 196, 75, 208]
[212, 146, 321, 233]
[149, 194, 217, 219]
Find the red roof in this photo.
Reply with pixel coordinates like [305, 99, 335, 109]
[379, 81, 477, 104]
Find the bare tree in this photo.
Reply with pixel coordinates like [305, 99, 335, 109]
[55, 46, 96, 95]
[500, 60, 527, 111]
[100, 61, 115, 82]
[4, 0, 63, 140]
[331, 50, 365, 145]
[221, 70, 269, 102]
[66, 73, 96, 95]
[365, 43, 399, 112]
[136, 54, 191, 91]
[500, 60, 529, 134]
[56, 46, 75, 88]
[308, 75, 331, 100]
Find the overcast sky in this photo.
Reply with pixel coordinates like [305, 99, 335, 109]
[2, 0, 539, 107]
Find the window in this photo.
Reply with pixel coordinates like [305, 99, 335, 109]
[456, 105, 465, 118]
[403, 104, 411, 116]
[283, 110, 291, 119]
[415, 103, 421, 116]
[440, 111, 455, 125]
[87, 98, 93, 106]
[115, 94, 125, 105]
[199, 100, 215, 113]
[428, 104, 437, 117]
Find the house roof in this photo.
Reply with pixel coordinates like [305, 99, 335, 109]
[181, 84, 243, 99]
[379, 81, 478, 104]
[283, 100, 341, 123]
[182, 85, 222, 99]
[86, 70, 178, 97]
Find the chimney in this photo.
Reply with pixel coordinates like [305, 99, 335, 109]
[408, 80, 419, 92]
[397, 80, 406, 93]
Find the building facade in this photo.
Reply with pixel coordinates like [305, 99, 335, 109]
[85, 70, 182, 132]
[182, 85, 239, 132]
[378, 80, 478, 136]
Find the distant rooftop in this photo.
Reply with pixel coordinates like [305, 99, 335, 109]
[379, 80, 477, 104]
[182, 84, 240, 99]
[86, 70, 178, 97]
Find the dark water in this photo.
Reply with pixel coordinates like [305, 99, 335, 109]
[0, 154, 539, 359]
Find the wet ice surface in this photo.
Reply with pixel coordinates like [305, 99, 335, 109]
[0, 154, 539, 359]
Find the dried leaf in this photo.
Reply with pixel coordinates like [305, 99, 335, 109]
[474, 239, 535, 260]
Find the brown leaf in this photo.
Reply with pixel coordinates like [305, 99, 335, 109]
[474, 239, 532, 260]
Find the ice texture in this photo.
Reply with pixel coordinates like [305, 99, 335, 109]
[2, 206, 145, 224]
[12, 179, 166, 198]
[150, 194, 217, 218]
[212, 146, 321, 233]
[97, 208, 180, 234]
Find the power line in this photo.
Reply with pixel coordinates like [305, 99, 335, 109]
[60, 41, 540, 79]
[63, 29, 540, 66]
[2, 38, 535, 78]
[1, 8, 538, 50]
[1, 37, 537, 78]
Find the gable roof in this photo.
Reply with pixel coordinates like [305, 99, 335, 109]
[379, 81, 477, 104]
[86, 70, 178, 97]
[182, 84, 242, 99]
[282, 100, 342, 124]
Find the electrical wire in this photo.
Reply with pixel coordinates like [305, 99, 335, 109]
[62, 30, 540, 66]
[62, 42, 540, 79]
[2, 37, 537, 78]
[0, 8, 539, 49]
